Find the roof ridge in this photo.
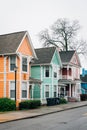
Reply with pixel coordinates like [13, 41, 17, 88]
[0, 31, 27, 36]
[35, 46, 56, 50]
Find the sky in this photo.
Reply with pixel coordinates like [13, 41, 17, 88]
[0, 0, 87, 68]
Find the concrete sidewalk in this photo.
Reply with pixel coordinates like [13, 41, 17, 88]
[0, 101, 87, 123]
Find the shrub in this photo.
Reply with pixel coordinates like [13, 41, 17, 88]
[19, 100, 41, 110]
[80, 94, 87, 101]
[59, 98, 67, 104]
[0, 98, 16, 112]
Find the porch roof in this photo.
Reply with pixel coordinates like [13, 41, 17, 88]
[58, 82, 66, 86]
[58, 79, 76, 84]
[29, 77, 42, 84]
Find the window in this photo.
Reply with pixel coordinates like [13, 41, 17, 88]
[10, 56, 16, 71]
[10, 81, 15, 98]
[69, 68, 72, 76]
[22, 82, 27, 98]
[45, 66, 49, 77]
[54, 85, 57, 97]
[22, 57, 27, 72]
[45, 85, 49, 98]
[62, 68, 67, 75]
[53, 65, 57, 78]
[54, 72, 57, 78]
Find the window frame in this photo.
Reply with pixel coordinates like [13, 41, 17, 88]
[54, 85, 57, 97]
[10, 81, 15, 99]
[10, 55, 16, 72]
[45, 66, 50, 77]
[21, 82, 27, 99]
[22, 57, 28, 73]
[54, 72, 57, 78]
[45, 85, 49, 98]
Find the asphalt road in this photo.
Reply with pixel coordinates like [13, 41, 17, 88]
[0, 106, 87, 130]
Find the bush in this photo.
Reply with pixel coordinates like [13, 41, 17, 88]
[80, 94, 87, 101]
[59, 98, 67, 104]
[0, 98, 16, 112]
[19, 100, 41, 110]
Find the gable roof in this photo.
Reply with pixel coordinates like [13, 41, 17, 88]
[0, 31, 37, 58]
[80, 74, 87, 83]
[59, 50, 75, 63]
[0, 31, 26, 55]
[32, 47, 56, 65]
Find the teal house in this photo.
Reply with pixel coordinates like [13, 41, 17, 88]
[80, 69, 87, 94]
[30, 47, 62, 104]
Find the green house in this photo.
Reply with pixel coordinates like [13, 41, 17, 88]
[30, 47, 62, 104]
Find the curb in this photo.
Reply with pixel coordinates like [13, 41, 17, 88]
[0, 104, 87, 124]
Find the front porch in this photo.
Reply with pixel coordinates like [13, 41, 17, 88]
[29, 77, 42, 100]
[58, 79, 81, 101]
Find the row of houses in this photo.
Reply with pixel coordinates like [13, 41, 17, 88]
[0, 31, 82, 106]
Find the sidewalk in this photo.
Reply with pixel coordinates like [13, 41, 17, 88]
[0, 101, 87, 123]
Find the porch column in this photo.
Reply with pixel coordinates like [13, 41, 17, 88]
[69, 83, 71, 97]
[64, 87, 66, 97]
[57, 85, 58, 97]
[58, 87, 60, 97]
[39, 84, 42, 102]
[32, 84, 34, 100]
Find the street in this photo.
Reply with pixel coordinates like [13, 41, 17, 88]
[0, 106, 87, 130]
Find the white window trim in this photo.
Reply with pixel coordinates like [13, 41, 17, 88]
[9, 56, 17, 72]
[9, 80, 15, 100]
[54, 85, 57, 97]
[54, 72, 57, 79]
[21, 81, 28, 99]
[44, 84, 50, 99]
[44, 66, 51, 78]
[22, 56, 29, 73]
[53, 64, 58, 79]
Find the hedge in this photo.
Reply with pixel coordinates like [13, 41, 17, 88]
[0, 98, 16, 112]
[59, 98, 67, 104]
[19, 100, 41, 110]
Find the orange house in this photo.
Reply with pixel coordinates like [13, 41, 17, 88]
[0, 31, 37, 105]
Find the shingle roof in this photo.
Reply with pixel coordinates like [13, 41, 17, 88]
[80, 75, 87, 83]
[32, 47, 56, 65]
[0, 31, 26, 55]
[59, 50, 75, 63]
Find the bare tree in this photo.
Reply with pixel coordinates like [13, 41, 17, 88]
[38, 18, 87, 54]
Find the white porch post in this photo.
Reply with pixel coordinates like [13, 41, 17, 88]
[69, 83, 71, 97]
[40, 84, 42, 102]
[64, 87, 66, 97]
[32, 84, 34, 100]
[58, 87, 60, 97]
[57, 85, 58, 97]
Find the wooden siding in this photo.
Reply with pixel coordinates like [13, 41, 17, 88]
[18, 36, 33, 56]
[0, 35, 35, 106]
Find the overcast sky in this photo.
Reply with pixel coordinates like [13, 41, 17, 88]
[0, 0, 87, 68]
